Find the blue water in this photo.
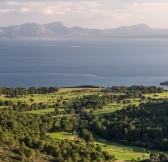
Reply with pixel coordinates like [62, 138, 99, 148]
[0, 38, 168, 87]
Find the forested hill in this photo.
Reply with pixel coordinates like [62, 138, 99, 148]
[91, 102, 168, 150]
[1, 85, 168, 162]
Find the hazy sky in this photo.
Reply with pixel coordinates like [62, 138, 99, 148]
[1, 0, 168, 29]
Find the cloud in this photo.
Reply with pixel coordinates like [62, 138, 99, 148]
[133, 3, 138, 6]
[112, 13, 132, 20]
[6, 1, 20, 6]
[4, 1, 167, 20]
[0, 9, 16, 14]
[1, 1, 168, 28]
[128, 2, 168, 13]
[107, 2, 168, 20]
[4, 1, 103, 15]
[2, 1, 167, 18]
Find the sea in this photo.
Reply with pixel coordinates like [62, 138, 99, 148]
[0, 38, 168, 88]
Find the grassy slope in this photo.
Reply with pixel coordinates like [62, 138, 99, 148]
[144, 91, 168, 98]
[48, 132, 150, 161]
[94, 99, 140, 116]
[94, 134, 149, 161]
[26, 108, 55, 114]
[48, 132, 76, 141]
[0, 88, 101, 107]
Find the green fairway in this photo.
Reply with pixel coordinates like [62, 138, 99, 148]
[94, 134, 149, 161]
[48, 132, 76, 141]
[95, 103, 124, 116]
[144, 91, 168, 98]
[95, 99, 140, 116]
[27, 108, 55, 114]
[0, 106, 10, 109]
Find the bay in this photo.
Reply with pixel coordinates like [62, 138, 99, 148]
[0, 38, 168, 87]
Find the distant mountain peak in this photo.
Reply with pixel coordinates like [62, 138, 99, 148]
[131, 23, 151, 29]
[19, 23, 38, 27]
[0, 22, 168, 39]
[44, 22, 65, 28]
[116, 23, 151, 30]
[132, 23, 150, 27]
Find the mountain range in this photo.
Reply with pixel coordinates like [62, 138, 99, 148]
[1, 22, 168, 39]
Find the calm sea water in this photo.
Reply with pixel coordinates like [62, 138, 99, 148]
[0, 38, 168, 87]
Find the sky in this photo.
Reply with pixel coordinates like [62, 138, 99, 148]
[0, 0, 168, 29]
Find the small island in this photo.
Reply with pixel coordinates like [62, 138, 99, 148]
[160, 81, 168, 86]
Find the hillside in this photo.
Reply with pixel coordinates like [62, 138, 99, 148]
[1, 86, 168, 161]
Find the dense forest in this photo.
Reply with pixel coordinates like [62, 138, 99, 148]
[0, 86, 59, 97]
[90, 101, 168, 150]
